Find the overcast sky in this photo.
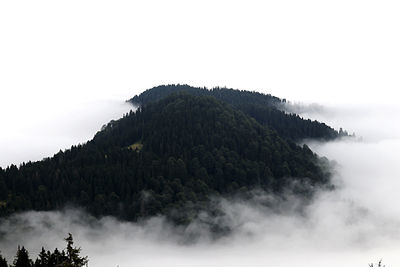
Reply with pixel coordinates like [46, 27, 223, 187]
[1, 0, 399, 103]
[1, 1, 400, 266]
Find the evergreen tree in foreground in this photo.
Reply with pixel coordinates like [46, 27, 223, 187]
[1, 234, 88, 267]
[13, 246, 33, 267]
[0, 253, 8, 267]
[59, 234, 88, 267]
[369, 260, 385, 267]
[33, 248, 48, 267]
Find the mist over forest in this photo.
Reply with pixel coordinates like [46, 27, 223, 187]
[0, 100, 133, 168]
[1, 1, 399, 266]
[1, 94, 399, 267]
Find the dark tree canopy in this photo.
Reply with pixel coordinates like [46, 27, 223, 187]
[0, 253, 8, 267]
[59, 234, 88, 267]
[129, 84, 348, 141]
[13, 247, 33, 267]
[0, 235, 87, 267]
[0, 92, 332, 223]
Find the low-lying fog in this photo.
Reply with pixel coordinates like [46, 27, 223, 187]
[1, 102, 399, 267]
[0, 99, 133, 168]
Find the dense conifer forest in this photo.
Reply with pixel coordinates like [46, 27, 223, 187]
[0, 88, 335, 223]
[129, 85, 348, 141]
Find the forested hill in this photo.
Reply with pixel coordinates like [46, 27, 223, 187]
[129, 84, 346, 141]
[0, 94, 331, 223]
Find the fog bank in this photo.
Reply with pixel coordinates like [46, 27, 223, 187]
[0, 100, 133, 168]
[285, 102, 400, 142]
[1, 103, 400, 267]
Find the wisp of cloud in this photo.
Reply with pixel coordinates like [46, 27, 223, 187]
[1, 103, 400, 267]
[0, 99, 133, 168]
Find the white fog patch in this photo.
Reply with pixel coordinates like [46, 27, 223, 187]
[1, 103, 400, 267]
[1, 189, 399, 267]
[284, 102, 400, 142]
[309, 139, 400, 222]
[282, 102, 327, 117]
[0, 100, 133, 168]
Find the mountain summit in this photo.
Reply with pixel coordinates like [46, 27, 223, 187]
[130, 84, 345, 141]
[0, 87, 333, 223]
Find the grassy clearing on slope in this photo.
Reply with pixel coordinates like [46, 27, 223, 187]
[128, 142, 143, 151]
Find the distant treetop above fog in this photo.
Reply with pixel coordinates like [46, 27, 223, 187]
[129, 84, 347, 141]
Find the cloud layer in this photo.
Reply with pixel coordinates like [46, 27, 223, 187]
[0, 100, 133, 168]
[1, 103, 399, 267]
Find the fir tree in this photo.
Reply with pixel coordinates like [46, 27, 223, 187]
[33, 248, 48, 267]
[58, 234, 88, 267]
[13, 246, 33, 267]
[0, 252, 8, 267]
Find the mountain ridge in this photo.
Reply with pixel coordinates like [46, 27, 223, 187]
[129, 84, 347, 141]
[0, 89, 333, 224]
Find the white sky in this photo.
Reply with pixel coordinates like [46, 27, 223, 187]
[1, 0, 399, 104]
[0, 0, 399, 167]
[1, 2, 400, 266]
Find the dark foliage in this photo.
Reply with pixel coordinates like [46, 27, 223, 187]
[0, 94, 332, 223]
[129, 84, 347, 141]
[13, 247, 33, 267]
[0, 253, 8, 267]
[0, 234, 87, 267]
[369, 260, 385, 267]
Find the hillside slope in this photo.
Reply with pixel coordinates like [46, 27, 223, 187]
[129, 84, 344, 141]
[0, 94, 331, 223]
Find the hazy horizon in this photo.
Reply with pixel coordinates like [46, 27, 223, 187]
[1, 0, 399, 266]
[1, 96, 399, 267]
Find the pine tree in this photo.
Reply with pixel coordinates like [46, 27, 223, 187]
[58, 234, 88, 267]
[33, 248, 48, 267]
[0, 252, 8, 267]
[48, 248, 63, 267]
[13, 246, 32, 267]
